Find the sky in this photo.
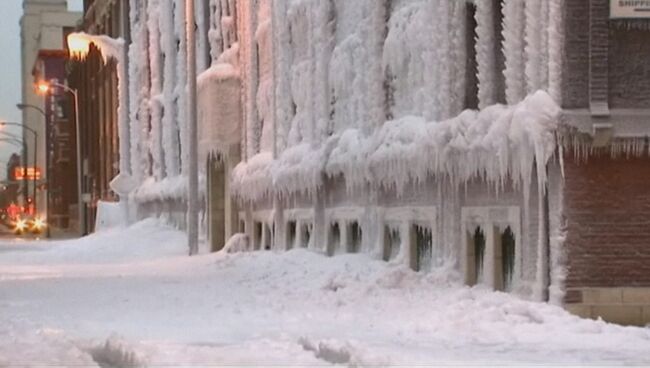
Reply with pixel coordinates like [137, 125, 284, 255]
[0, 0, 82, 174]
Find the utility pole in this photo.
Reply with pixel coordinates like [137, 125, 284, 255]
[186, 0, 199, 255]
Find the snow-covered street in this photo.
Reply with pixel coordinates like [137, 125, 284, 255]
[1, 220, 650, 366]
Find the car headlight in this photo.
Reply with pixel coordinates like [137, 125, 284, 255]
[14, 219, 28, 232]
[32, 217, 46, 230]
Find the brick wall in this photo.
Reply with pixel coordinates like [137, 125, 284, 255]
[562, 0, 589, 108]
[564, 155, 650, 288]
[608, 26, 650, 108]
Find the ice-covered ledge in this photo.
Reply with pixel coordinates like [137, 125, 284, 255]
[233, 91, 562, 202]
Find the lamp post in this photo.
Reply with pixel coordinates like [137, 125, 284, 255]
[36, 80, 84, 235]
[17, 103, 51, 237]
[0, 122, 38, 216]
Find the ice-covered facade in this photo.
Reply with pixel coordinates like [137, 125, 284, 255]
[196, 0, 567, 302]
[87, 0, 650, 323]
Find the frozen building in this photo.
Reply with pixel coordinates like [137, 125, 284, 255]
[69, 0, 650, 325]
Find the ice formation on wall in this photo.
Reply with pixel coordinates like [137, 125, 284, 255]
[502, 0, 526, 105]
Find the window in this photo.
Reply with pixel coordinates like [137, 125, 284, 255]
[254, 222, 263, 250]
[263, 223, 273, 250]
[473, 226, 486, 284]
[329, 222, 341, 255]
[413, 225, 433, 272]
[348, 221, 362, 253]
[300, 222, 312, 248]
[383, 225, 401, 262]
[501, 226, 515, 291]
[462, 206, 520, 290]
[287, 221, 297, 249]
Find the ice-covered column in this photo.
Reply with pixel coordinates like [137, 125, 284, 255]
[208, 0, 223, 62]
[475, 0, 497, 109]
[449, 1, 467, 117]
[524, 0, 543, 93]
[136, 0, 152, 181]
[311, 0, 334, 144]
[363, 0, 388, 133]
[196, 0, 210, 73]
[256, 0, 274, 153]
[239, 0, 260, 159]
[128, 0, 142, 183]
[160, 0, 180, 177]
[547, 0, 564, 103]
[174, 0, 189, 175]
[502, 0, 526, 105]
[539, 0, 550, 90]
[272, 0, 291, 154]
[147, 0, 164, 180]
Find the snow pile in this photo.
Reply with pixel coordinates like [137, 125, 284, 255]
[1, 232, 650, 365]
[0, 219, 186, 265]
[234, 91, 561, 200]
[131, 174, 206, 203]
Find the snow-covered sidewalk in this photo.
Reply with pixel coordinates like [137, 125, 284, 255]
[1, 220, 649, 366]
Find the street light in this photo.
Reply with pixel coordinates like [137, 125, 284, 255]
[36, 80, 84, 235]
[17, 102, 51, 237]
[0, 122, 38, 216]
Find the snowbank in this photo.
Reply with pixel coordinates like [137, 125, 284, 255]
[1, 232, 650, 365]
[0, 219, 186, 265]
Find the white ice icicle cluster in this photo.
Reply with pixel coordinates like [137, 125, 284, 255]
[147, 0, 164, 180]
[233, 91, 562, 202]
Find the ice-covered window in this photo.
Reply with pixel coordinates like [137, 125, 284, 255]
[263, 223, 273, 250]
[501, 226, 516, 291]
[254, 222, 263, 250]
[383, 225, 401, 262]
[473, 226, 486, 284]
[462, 206, 520, 291]
[413, 224, 433, 272]
[299, 222, 312, 248]
[329, 222, 341, 255]
[348, 221, 362, 253]
[287, 220, 297, 249]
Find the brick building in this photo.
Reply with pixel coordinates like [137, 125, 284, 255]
[67, 0, 129, 233]
[69, 0, 650, 325]
[559, 0, 650, 325]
